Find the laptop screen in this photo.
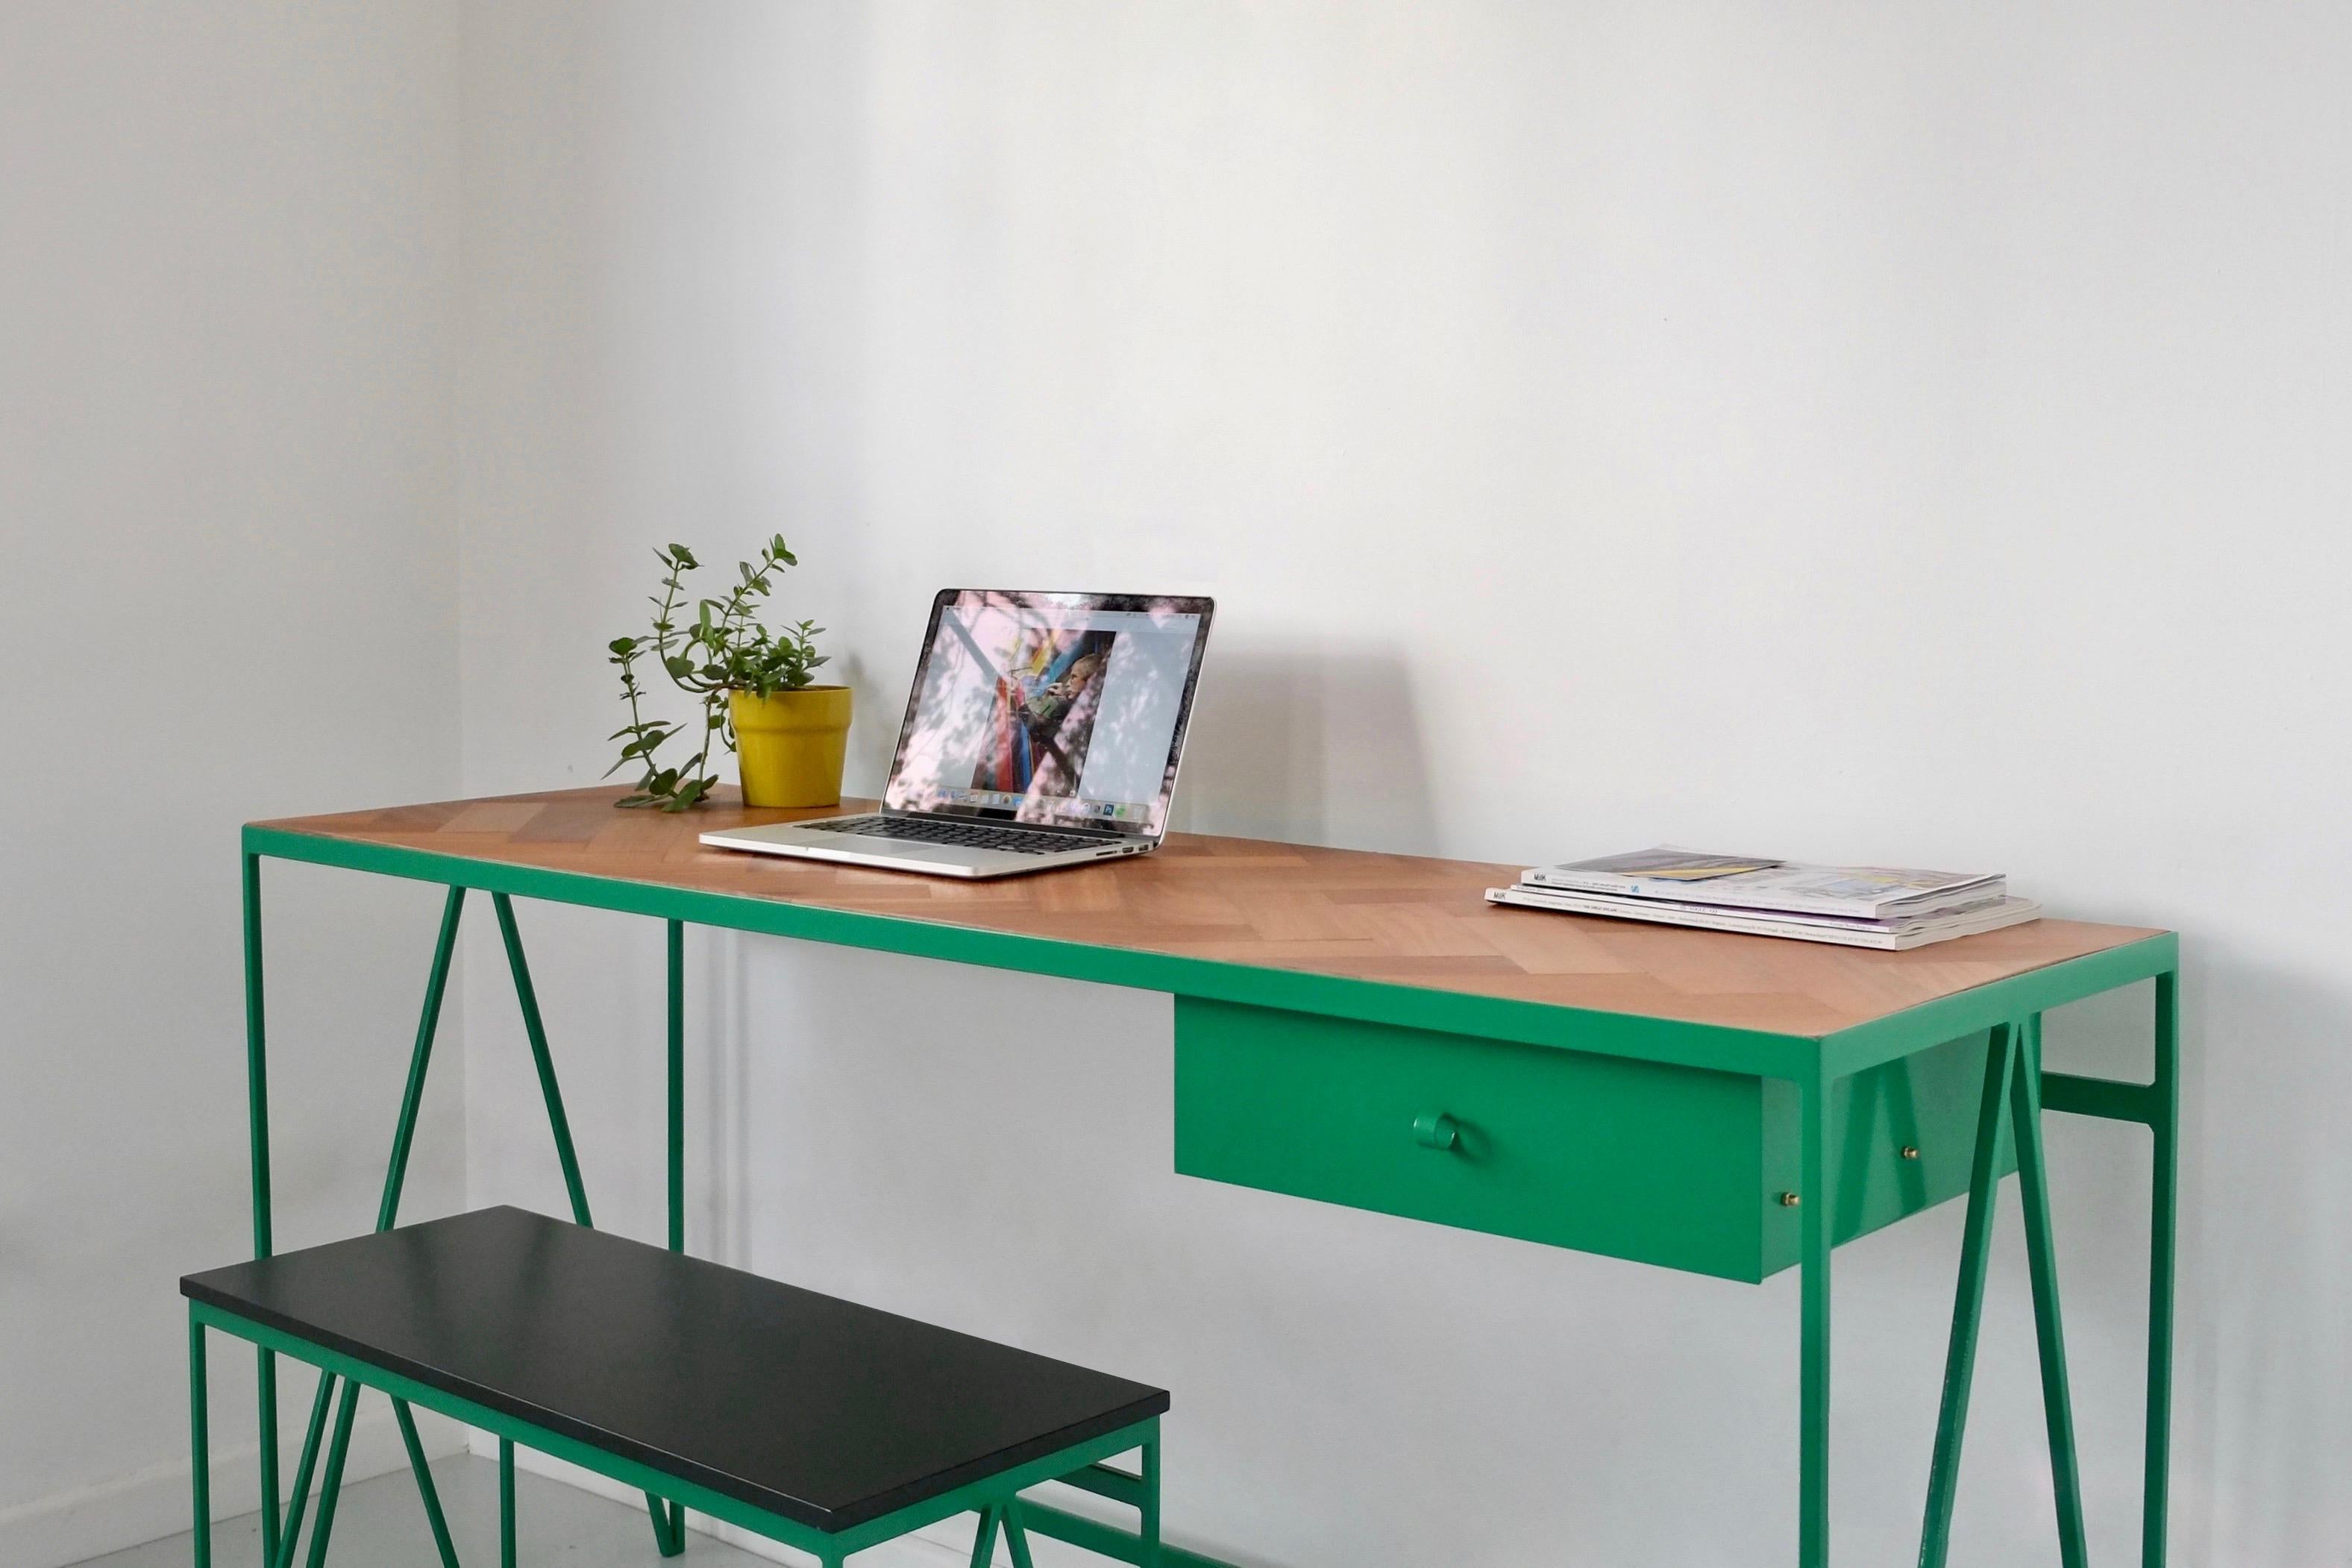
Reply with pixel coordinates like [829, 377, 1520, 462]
[883, 591, 1214, 836]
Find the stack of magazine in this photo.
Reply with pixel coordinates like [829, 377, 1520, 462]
[1486, 849, 2040, 950]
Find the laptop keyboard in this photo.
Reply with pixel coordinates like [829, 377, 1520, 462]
[803, 815, 1098, 856]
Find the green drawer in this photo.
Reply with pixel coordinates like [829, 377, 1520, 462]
[1173, 998, 2012, 1283]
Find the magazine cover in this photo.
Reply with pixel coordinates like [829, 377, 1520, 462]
[1525, 847, 2001, 918]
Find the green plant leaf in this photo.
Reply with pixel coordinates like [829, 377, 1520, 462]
[612, 534, 829, 809]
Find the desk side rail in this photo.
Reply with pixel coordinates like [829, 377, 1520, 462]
[1819, 933, 2177, 1079]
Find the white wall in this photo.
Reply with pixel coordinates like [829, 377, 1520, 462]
[437, 5, 2352, 1565]
[0, 6, 471, 1563]
[444, 9, 2352, 1568]
[455, 7, 2352, 1565]
[7, 1, 2329, 1564]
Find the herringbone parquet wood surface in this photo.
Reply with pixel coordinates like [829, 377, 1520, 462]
[255, 788, 2161, 1037]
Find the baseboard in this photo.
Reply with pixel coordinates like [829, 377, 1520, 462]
[484, 1434, 1070, 1567]
[0, 1401, 466, 1568]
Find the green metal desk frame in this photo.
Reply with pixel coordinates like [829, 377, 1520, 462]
[232, 824, 2178, 1568]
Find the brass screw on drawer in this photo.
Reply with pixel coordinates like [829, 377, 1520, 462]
[1901, 1146, 1920, 1161]
[1780, 1191, 1801, 1207]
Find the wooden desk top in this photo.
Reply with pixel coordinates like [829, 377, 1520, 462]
[252, 788, 2164, 1046]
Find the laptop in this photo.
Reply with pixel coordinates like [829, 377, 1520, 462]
[699, 589, 1214, 879]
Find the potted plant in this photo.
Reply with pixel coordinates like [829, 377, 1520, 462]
[606, 536, 850, 811]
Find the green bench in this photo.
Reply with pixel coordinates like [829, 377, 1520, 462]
[184, 1207, 1167, 1567]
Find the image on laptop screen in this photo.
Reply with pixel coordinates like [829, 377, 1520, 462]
[885, 592, 1212, 835]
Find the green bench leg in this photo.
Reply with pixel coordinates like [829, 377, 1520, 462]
[269, 1370, 340, 1568]
[648, 1498, 685, 1558]
[303, 1382, 364, 1568]
[971, 1499, 1048, 1567]
[1141, 1431, 1161, 1568]
[1017, 1433, 1173, 1567]
[395, 1399, 463, 1568]
[254, 1349, 278, 1568]
[500, 1439, 517, 1568]
[1002, 1502, 1038, 1568]
[190, 1315, 210, 1568]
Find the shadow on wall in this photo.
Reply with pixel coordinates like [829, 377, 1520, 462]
[1172, 642, 1437, 856]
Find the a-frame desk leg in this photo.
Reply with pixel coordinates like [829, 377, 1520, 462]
[1919, 1023, 2019, 1567]
[1798, 1068, 1832, 1568]
[245, 880, 695, 1565]
[2013, 1016, 2091, 1567]
[1919, 1017, 2094, 1564]
[2142, 971, 2180, 1568]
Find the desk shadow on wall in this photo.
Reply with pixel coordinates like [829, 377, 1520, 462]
[1170, 643, 1437, 856]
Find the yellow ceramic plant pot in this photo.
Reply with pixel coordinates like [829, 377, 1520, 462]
[730, 686, 852, 809]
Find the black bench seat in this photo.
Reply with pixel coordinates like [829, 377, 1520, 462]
[184, 1206, 1167, 1563]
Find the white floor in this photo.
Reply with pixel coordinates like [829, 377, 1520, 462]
[73, 1455, 777, 1568]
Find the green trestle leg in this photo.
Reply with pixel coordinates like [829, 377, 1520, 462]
[1917, 1017, 2090, 1567]
[2145, 972, 2180, 1568]
[242, 854, 280, 1565]
[496, 892, 686, 1554]
[498, 894, 592, 1229]
[667, 918, 686, 1256]
[2014, 1016, 2090, 1567]
[656, 916, 689, 1555]
[290, 888, 466, 1568]
[375, 888, 465, 1232]
[1918, 1023, 2018, 1567]
[265, 885, 690, 1566]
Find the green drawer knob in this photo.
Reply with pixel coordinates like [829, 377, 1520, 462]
[1412, 1112, 1460, 1151]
